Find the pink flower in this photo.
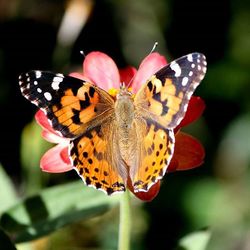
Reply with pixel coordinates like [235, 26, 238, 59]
[36, 51, 205, 201]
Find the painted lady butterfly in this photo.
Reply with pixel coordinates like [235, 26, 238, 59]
[19, 52, 207, 195]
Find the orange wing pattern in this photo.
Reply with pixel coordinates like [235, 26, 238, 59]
[135, 53, 206, 129]
[19, 71, 114, 138]
[129, 119, 175, 192]
[132, 53, 206, 192]
[70, 124, 126, 195]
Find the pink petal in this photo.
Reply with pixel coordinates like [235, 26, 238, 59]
[132, 52, 167, 93]
[41, 130, 69, 144]
[69, 72, 92, 82]
[35, 110, 55, 134]
[83, 51, 120, 91]
[119, 66, 137, 87]
[35, 110, 64, 143]
[40, 144, 73, 173]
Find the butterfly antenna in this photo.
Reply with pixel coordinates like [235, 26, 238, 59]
[80, 50, 86, 58]
[126, 41, 159, 89]
[149, 41, 158, 54]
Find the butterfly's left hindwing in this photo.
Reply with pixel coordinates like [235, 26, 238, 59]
[70, 122, 126, 195]
[19, 71, 114, 138]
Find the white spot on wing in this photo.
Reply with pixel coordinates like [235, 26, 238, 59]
[182, 77, 189, 86]
[34, 81, 38, 85]
[170, 62, 182, 77]
[44, 92, 52, 101]
[56, 73, 64, 78]
[189, 71, 193, 76]
[36, 71, 42, 78]
[53, 76, 63, 83]
[187, 54, 193, 62]
[51, 80, 61, 90]
[37, 88, 42, 93]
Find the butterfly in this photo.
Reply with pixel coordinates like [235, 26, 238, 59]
[19, 52, 207, 195]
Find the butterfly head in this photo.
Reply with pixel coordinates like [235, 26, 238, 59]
[116, 82, 133, 100]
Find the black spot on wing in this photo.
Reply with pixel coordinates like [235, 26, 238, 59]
[80, 93, 91, 109]
[89, 86, 95, 98]
[71, 108, 82, 125]
[147, 81, 153, 92]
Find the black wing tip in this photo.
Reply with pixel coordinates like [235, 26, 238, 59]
[188, 52, 206, 60]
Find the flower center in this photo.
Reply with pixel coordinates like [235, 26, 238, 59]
[108, 88, 118, 98]
[108, 87, 134, 98]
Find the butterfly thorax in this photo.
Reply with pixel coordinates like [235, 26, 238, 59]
[115, 87, 135, 161]
[115, 87, 134, 129]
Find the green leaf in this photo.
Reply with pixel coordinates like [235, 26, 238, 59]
[20, 120, 51, 195]
[0, 165, 17, 213]
[176, 229, 211, 250]
[0, 181, 121, 243]
[0, 227, 17, 250]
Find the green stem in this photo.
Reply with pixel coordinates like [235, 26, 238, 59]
[118, 190, 131, 250]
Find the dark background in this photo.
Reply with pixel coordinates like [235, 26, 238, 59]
[0, 0, 250, 249]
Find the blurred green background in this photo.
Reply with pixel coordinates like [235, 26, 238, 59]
[0, 0, 250, 249]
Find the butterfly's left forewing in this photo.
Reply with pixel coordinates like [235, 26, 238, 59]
[19, 71, 114, 138]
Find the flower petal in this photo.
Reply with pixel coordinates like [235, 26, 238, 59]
[175, 96, 205, 131]
[35, 110, 66, 143]
[35, 110, 55, 134]
[119, 66, 137, 86]
[41, 130, 69, 144]
[168, 132, 205, 172]
[83, 51, 120, 90]
[132, 181, 161, 202]
[69, 72, 91, 82]
[127, 177, 160, 201]
[132, 52, 167, 93]
[40, 144, 72, 173]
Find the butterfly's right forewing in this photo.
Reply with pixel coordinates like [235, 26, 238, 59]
[135, 53, 207, 129]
